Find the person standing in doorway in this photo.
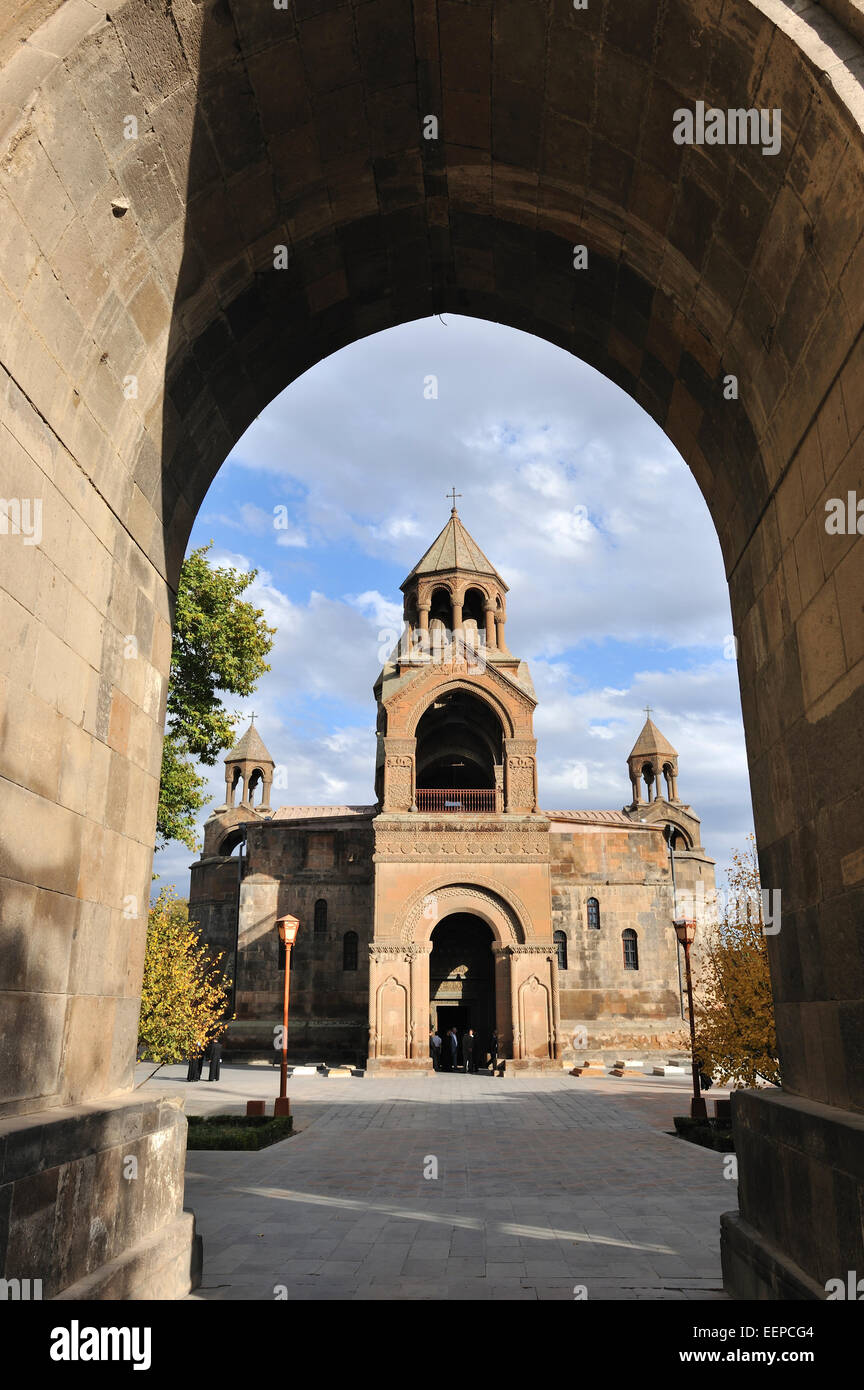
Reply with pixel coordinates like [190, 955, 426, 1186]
[463, 1028, 476, 1074]
[429, 1027, 442, 1071]
[447, 1027, 459, 1072]
[489, 1029, 499, 1075]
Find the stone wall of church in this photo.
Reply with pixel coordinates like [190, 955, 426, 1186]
[549, 824, 686, 1053]
[188, 856, 242, 971]
[228, 819, 375, 1062]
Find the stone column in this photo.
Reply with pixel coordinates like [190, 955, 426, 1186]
[630, 771, 641, 804]
[653, 759, 664, 801]
[408, 945, 431, 1059]
[509, 949, 521, 1060]
[493, 946, 513, 1057]
[549, 948, 562, 1060]
[484, 602, 495, 647]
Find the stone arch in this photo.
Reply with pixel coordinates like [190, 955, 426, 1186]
[406, 679, 517, 740]
[0, 0, 863, 1302]
[398, 879, 530, 947]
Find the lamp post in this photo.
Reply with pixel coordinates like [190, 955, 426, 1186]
[275, 915, 300, 1117]
[674, 917, 708, 1120]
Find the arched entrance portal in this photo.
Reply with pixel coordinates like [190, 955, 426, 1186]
[430, 915, 495, 1068]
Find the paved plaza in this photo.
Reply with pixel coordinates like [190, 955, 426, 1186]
[135, 1064, 734, 1301]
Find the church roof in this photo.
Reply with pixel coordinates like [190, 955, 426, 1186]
[271, 805, 376, 821]
[401, 508, 507, 590]
[628, 717, 678, 760]
[546, 809, 643, 827]
[225, 719, 275, 766]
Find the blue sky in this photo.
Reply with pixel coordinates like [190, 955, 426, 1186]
[153, 314, 753, 893]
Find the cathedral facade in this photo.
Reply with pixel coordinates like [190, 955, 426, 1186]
[189, 507, 716, 1069]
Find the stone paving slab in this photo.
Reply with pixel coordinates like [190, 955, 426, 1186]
[134, 1065, 734, 1301]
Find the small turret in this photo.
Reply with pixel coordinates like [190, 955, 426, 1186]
[221, 716, 275, 811]
[626, 709, 679, 806]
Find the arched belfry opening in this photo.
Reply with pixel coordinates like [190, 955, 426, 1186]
[415, 690, 504, 810]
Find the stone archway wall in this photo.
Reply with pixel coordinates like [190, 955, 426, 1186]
[0, 0, 863, 1298]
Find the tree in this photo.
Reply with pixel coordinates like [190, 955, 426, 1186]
[157, 544, 276, 850]
[138, 888, 233, 1064]
[693, 836, 780, 1087]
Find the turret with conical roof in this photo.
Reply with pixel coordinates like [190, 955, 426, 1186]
[400, 494, 510, 655]
[627, 711, 679, 805]
[221, 716, 275, 811]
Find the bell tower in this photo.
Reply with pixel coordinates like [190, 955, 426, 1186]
[368, 498, 559, 1073]
[373, 497, 540, 814]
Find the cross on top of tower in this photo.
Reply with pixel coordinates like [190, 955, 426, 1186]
[447, 486, 462, 513]
[644, 705, 653, 719]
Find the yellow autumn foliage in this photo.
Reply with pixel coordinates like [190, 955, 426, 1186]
[138, 887, 233, 1064]
[693, 837, 780, 1088]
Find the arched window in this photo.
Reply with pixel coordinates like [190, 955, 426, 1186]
[587, 897, 600, 930]
[622, 929, 639, 970]
[314, 898, 327, 934]
[553, 930, 568, 971]
[343, 931, 358, 971]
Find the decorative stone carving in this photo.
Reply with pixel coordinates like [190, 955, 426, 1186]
[369, 943, 431, 959]
[384, 754, 414, 810]
[397, 880, 528, 944]
[506, 755, 536, 811]
[373, 823, 549, 862]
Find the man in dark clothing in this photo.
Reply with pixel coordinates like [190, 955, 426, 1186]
[207, 1039, 223, 1082]
[186, 1051, 202, 1082]
[463, 1029, 476, 1074]
[489, 1030, 499, 1074]
[447, 1028, 459, 1072]
[429, 1028, 442, 1071]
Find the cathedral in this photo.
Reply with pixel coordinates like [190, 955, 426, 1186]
[188, 504, 716, 1070]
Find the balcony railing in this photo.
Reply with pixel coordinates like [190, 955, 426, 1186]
[415, 788, 501, 813]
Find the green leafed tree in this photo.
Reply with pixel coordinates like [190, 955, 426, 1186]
[156, 544, 276, 850]
[138, 887, 232, 1064]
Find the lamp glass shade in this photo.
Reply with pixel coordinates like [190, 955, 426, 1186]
[673, 918, 697, 945]
[277, 915, 300, 946]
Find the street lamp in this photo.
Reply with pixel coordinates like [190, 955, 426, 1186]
[674, 917, 708, 1121]
[275, 915, 300, 1117]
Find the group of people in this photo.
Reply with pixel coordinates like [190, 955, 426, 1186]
[186, 1038, 223, 1082]
[429, 1026, 499, 1074]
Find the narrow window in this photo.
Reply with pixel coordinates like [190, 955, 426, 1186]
[587, 897, 600, 930]
[622, 929, 639, 971]
[343, 931, 358, 972]
[553, 930, 568, 971]
[314, 898, 327, 934]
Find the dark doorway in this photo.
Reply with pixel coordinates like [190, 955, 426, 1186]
[430, 915, 495, 1071]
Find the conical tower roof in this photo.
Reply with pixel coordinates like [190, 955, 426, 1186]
[225, 718, 274, 765]
[628, 716, 677, 760]
[401, 506, 507, 591]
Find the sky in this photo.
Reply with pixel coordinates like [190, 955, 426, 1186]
[153, 314, 753, 894]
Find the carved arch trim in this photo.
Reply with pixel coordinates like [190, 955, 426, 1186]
[397, 877, 531, 946]
[405, 678, 517, 739]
